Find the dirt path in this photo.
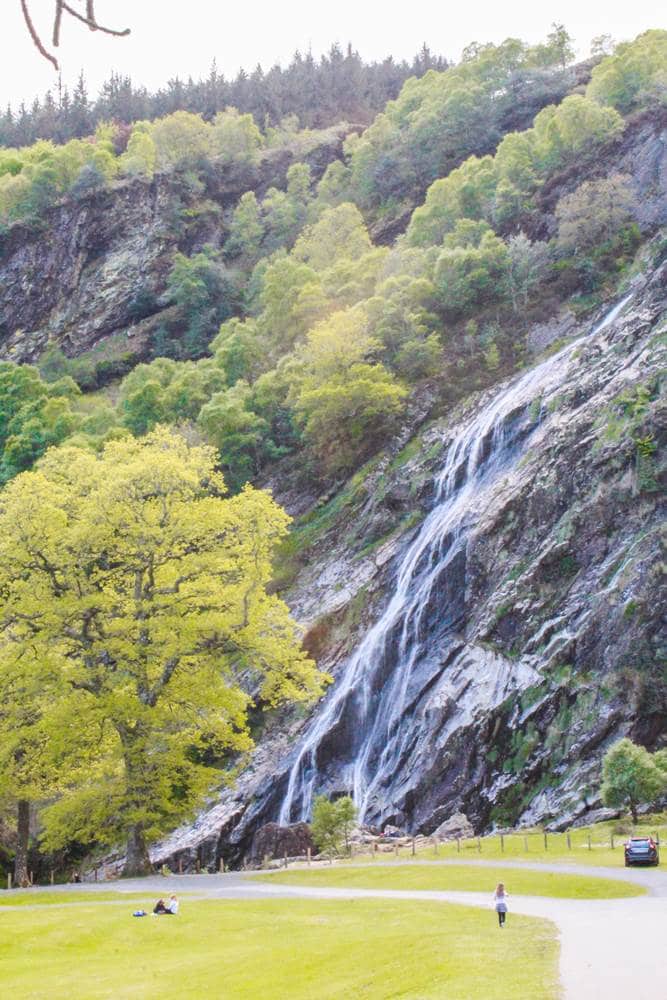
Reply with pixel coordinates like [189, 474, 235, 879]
[4, 861, 666, 999]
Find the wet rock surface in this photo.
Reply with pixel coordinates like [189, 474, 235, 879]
[5, 106, 663, 874]
[151, 262, 665, 869]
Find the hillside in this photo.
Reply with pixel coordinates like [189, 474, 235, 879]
[0, 29, 665, 877]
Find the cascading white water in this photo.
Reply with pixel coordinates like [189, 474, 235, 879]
[278, 295, 633, 826]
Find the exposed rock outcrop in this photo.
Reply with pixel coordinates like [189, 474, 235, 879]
[251, 823, 314, 862]
[152, 260, 665, 869]
[0, 127, 350, 364]
[432, 813, 475, 841]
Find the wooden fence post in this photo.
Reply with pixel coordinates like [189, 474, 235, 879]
[7, 872, 12, 890]
[307, 847, 311, 867]
[196, 858, 201, 874]
[94, 868, 98, 882]
[178, 858, 183, 875]
[477, 837, 481, 853]
[566, 832, 571, 850]
[50, 870, 55, 885]
[284, 850, 288, 869]
[219, 857, 225, 874]
[544, 832, 548, 851]
[411, 838, 415, 856]
[523, 836, 528, 853]
[611, 834, 614, 851]
[500, 834, 505, 854]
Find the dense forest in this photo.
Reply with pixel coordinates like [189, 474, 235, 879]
[1, 30, 663, 489]
[0, 26, 665, 881]
[0, 43, 448, 148]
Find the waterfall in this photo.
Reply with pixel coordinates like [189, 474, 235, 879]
[278, 295, 632, 827]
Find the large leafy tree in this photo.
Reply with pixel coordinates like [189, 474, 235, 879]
[600, 738, 666, 823]
[0, 429, 325, 875]
[0, 651, 104, 885]
[0, 660, 52, 887]
[295, 362, 406, 475]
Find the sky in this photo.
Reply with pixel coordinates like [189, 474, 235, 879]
[1, 1, 663, 108]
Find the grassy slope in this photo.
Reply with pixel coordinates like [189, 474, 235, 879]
[0, 898, 558, 1000]
[255, 863, 643, 898]
[317, 816, 667, 869]
[405, 820, 667, 868]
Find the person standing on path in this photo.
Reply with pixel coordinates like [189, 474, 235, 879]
[493, 882, 508, 927]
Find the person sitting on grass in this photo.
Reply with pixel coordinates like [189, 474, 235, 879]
[153, 895, 179, 915]
[493, 882, 508, 927]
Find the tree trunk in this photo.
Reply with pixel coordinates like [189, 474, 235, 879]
[630, 801, 638, 824]
[123, 823, 153, 877]
[14, 799, 31, 887]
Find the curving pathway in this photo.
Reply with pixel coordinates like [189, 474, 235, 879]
[3, 860, 666, 999]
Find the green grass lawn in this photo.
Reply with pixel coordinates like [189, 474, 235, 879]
[0, 890, 160, 907]
[255, 863, 643, 898]
[0, 897, 558, 1000]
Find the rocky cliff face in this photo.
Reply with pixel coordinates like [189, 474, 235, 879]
[151, 260, 665, 871]
[2, 96, 664, 875]
[0, 128, 349, 364]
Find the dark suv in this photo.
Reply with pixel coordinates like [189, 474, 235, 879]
[624, 836, 660, 867]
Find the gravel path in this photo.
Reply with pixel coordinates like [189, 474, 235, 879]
[4, 860, 666, 999]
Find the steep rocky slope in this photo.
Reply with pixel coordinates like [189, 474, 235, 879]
[151, 260, 665, 870]
[0, 127, 349, 364]
[1, 71, 665, 875]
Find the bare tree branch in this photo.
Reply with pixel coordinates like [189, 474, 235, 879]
[20, 1, 130, 70]
[52, 0, 63, 46]
[20, 0, 58, 69]
[58, 2, 130, 38]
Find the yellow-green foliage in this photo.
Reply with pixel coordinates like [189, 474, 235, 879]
[291, 306, 407, 473]
[587, 30, 667, 112]
[0, 428, 326, 855]
[345, 30, 579, 213]
[407, 95, 624, 246]
[0, 109, 264, 225]
[0, 127, 117, 222]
